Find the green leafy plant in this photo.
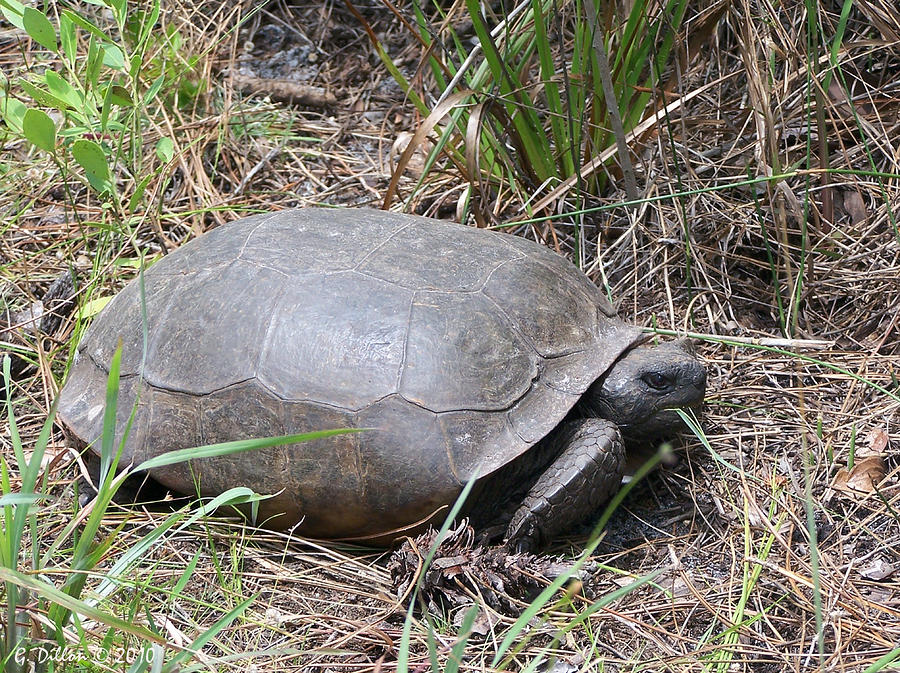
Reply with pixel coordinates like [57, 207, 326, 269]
[0, 0, 195, 214]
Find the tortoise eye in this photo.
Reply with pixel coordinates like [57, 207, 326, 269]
[642, 372, 672, 391]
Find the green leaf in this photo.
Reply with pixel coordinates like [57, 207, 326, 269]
[60, 8, 109, 42]
[22, 7, 57, 51]
[23, 108, 56, 152]
[86, 40, 104, 90]
[155, 137, 174, 162]
[129, 51, 143, 79]
[114, 255, 156, 269]
[98, 341, 123, 484]
[102, 42, 126, 70]
[59, 12, 76, 64]
[128, 174, 152, 212]
[77, 294, 112, 320]
[0, 94, 27, 132]
[0, 0, 25, 30]
[18, 78, 71, 111]
[144, 73, 166, 104]
[71, 138, 112, 192]
[43, 71, 82, 109]
[171, 550, 202, 598]
[107, 85, 132, 107]
[182, 487, 266, 527]
[0, 493, 44, 507]
[100, 84, 131, 130]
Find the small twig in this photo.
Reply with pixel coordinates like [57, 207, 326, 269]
[234, 144, 283, 195]
[227, 71, 337, 108]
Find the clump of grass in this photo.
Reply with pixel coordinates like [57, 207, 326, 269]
[361, 0, 692, 229]
[1, 352, 246, 671]
[2, 338, 362, 671]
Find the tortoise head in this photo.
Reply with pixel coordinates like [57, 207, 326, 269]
[581, 339, 707, 443]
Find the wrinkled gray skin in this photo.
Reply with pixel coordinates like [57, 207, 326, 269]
[475, 339, 706, 551]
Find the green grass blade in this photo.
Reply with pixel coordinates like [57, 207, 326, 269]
[0, 566, 168, 645]
[164, 595, 256, 669]
[463, 0, 554, 181]
[492, 446, 668, 667]
[397, 472, 479, 673]
[133, 428, 365, 472]
[532, 0, 571, 176]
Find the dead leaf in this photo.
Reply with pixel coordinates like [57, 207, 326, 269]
[860, 558, 895, 581]
[389, 131, 434, 177]
[865, 427, 889, 454]
[828, 79, 851, 107]
[456, 607, 496, 636]
[832, 455, 886, 495]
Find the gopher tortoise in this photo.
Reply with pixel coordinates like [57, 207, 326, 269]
[58, 208, 706, 550]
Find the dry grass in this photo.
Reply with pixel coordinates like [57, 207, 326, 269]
[2, 0, 899, 671]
